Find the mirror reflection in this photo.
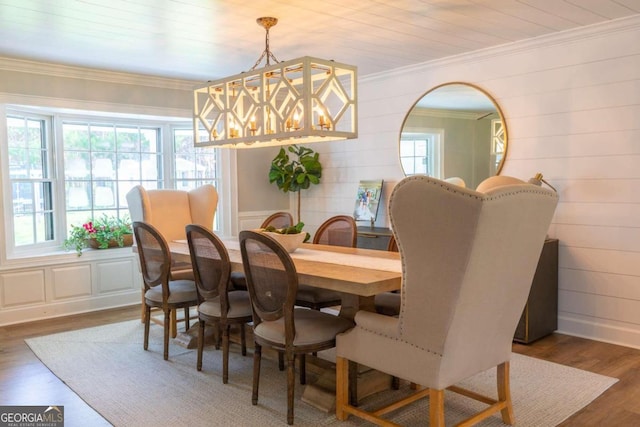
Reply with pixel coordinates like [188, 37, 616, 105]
[399, 82, 507, 189]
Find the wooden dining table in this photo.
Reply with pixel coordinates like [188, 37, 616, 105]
[169, 237, 402, 411]
[169, 238, 402, 320]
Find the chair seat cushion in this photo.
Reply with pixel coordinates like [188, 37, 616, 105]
[296, 284, 341, 304]
[374, 292, 400, 316]
[255, 308, 354, 346]
[145, 279, 197, 304]
[198, 291, 252, 319]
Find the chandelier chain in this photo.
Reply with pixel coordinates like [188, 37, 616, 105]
[250, 17, 280, 71]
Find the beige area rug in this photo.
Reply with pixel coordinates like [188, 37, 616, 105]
[26, 320, 617, 426]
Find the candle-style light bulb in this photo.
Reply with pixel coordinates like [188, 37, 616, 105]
[229, 120, 238, 138]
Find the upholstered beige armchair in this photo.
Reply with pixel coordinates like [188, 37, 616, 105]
[336, 175, 558, 426]
[126, 184, 218, 335]
[126, 184, 218, 243]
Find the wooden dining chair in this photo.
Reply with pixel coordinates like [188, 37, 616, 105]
[230, 211, 294, 291]
[133, 221, 198, 360]
[261, 211, 294, 229]
[295, 215, 357, 310]
[239, 230, 354, 425]
[186, 224, 252, 383]
[312, 215, 357, 247]
[335, 175, 558, 426]
[386, 233, 398, 252]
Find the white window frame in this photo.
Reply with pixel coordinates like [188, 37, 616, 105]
[399, 129, 443, 178]
[2, 109, 58, 255]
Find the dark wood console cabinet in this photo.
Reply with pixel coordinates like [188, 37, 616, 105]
[356, 226, 393, 251]
[514, 238, 559, 344]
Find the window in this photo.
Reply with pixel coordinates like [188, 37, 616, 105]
[4, 108, 222, 258]
[62, 121, 163, 230]
[399, 131, 442, 177]
[6, 114, 55, 248]
[172, 127, 220, 230]
[173, 128, 217, 191]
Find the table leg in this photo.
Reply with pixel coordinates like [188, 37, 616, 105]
[338, 293, 375, 321]
[301, 293, 391, 412]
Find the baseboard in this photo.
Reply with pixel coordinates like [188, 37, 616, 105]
[0, 291, 140, 326]
[558, 314, 640, 350]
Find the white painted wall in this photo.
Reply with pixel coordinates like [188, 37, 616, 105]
[298, 16, 640, 349]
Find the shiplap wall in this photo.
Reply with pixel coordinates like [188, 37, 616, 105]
[298, 16, 640, 349]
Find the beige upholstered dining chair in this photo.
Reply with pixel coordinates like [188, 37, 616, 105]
[186, 224, 252, 383]
[133, 221, 198, 361]
[127, 184, 218, 244]
[295, 215, 357, 310]
[335, 175, 558, 426]
[374, 176, 466, 317]
[239, 230, 354, 425]
[127, 184, 218, 336]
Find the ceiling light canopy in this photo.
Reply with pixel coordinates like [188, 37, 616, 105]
[193, 17, 358, 149]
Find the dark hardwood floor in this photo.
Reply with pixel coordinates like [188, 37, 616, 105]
[0, 306, 140, 426]
[1, 305, 640, 426]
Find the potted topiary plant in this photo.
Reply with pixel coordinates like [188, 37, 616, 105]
[268, 144, 322, 223]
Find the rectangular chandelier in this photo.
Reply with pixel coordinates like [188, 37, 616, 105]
[193, 56, 357, 149]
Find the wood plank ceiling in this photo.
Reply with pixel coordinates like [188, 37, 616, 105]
[0, 0, 639, 81]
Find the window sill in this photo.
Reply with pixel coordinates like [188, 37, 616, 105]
[2, 246, 137, 270]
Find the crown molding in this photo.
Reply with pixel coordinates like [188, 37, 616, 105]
[0, 56, 198, 91]
[0, 92, 191, 119]
[361, 14, 640, 83]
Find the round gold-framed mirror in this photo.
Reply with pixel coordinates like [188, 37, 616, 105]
[399, 82, 507, 189]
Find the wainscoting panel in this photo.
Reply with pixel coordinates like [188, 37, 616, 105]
[0, 270, 45, 307]
[0, 252, 140, 326]
[96, 259, 136, 293]
[51, 264, 92, 300]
